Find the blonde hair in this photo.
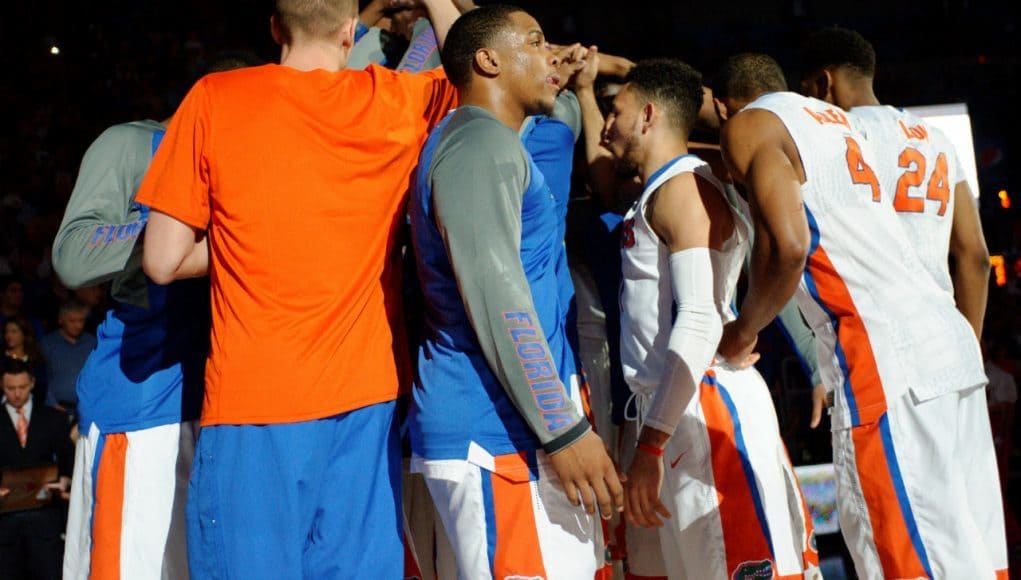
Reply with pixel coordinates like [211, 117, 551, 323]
[275, 0, 358, 42]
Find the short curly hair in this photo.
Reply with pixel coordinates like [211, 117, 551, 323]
[441, 4, 524, 89]
[625, 58, 704, 133]
[710, 53, 788, 102]
[800, 27, 876, 78]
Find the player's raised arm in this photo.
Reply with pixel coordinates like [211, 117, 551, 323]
[719, 109, 810, 364]
[421, 0, 460, 49]
[949, 179, 990, 339]
[574, 49, 620, 209]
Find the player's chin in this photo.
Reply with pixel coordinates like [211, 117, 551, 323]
[534, 93, 557, 116]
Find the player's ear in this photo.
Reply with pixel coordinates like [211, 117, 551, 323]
[805, 69, 832, 103]
[270, 13, 284, 46]
[713, 97, 729, 124]
[641, 101, 655, 132]
[474, 47, 501, 77]
[338, 17, 357, 50]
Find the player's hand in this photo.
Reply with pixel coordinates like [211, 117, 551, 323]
[450, 0, 477, 13]
[45, 476, 71, 502]
[549, 430, 624, 518]
[0, 487, 9, 500]
[717, 321, 759, 368]
[809, 383, 831, 429]
[553, 43, 589, 89]
[388, 0, 423, 9]
[624, 447, 671, 528]
[572, 46, 600, 91]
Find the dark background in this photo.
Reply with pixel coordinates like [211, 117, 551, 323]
[1, 0, 1019, 574]
[1, 0, 1016, 247]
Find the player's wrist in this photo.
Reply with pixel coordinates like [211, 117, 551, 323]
[543, 419, 592, 456]
[636, 441, 664, 457]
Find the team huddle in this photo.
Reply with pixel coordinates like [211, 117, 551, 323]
[49, 0, 1006, 579]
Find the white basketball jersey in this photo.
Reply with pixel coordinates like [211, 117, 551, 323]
[743, 93, 985, 428]
[619, 155, 749, 394]
[850, 105, 967, 295]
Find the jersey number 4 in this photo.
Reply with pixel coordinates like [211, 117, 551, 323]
[845, 137, 950, 216]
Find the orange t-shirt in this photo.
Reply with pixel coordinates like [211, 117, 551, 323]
[135, 63, 457, 426]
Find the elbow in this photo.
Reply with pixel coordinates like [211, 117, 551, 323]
[53, 266, 88, 290]
[775, 236, 810, 276]
[142, 251, 176, 286]
[952, 243, 991, 276]
[969, 247, 991, 272]
[51, 248, 87, 289]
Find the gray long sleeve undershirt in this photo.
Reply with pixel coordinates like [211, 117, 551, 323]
[430, 107, 590, 453]
[52, 120, 163, 309]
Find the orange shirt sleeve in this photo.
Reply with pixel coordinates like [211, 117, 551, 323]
[135, 78, 213, 230]
[409, 68, 459, 130]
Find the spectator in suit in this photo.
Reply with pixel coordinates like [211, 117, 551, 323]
[4, 316, 48, 406]
[0, 359, 73, 580]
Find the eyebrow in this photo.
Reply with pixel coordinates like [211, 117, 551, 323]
[526, 30, 543, 39]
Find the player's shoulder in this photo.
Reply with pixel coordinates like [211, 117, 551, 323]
[431, 107, 528, 176]
[441, 107, 522, 152]
[723, 105, 789, 152]
[200, 63, 274, 85]
[99, 119, 163, 139]
[88, 120, 163, 155]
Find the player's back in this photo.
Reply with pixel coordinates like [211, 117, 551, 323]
[742, 92, 984, 428]
[851, 105, 963, 294]
[139, 63, 457, 427]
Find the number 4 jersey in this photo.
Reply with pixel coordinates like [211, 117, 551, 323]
[743, 92, 985, 429]
[850, 105, 968, 295]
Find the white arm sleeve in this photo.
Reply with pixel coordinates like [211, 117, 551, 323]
[644, 248, 723, 436]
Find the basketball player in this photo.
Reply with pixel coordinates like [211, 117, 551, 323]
[599, 57, 818, 580]
[800, 27, 990, 340]
[713, 53, 999, 579]
[408, 5, 622, 578]
[53, 53, 259, 580]
[137, 0, 463, 577]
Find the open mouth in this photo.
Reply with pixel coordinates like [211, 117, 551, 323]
[546, 74, 561, 89]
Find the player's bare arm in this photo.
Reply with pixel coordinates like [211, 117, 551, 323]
[719, 109, 810, 365]
[949, 180, 990, 339]
[626, 172, 737, 528]
[142, 211, 209, 285]
[420, 0, 460, 48]
[573, 49, 622, 210]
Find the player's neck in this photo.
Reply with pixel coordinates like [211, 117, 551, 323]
[840, 81, 881, 109]
[279, 41, 350, 72]
[460, 86, 527, 131]
[639, 136, 689, 185]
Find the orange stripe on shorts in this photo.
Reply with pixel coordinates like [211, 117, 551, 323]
[700, 373, 776, 578]
[91, 433, 128, 580]
[490, 452, 547, 579]
[851, 422, 928, 578]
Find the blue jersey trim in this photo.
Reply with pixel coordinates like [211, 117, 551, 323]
[879, 414, 934, 577]
[645, 154, 699, 189]
[481, 472, 498, 574]
[802, 208, 859, 425]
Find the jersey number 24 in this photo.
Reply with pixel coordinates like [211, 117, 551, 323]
[844, 137, 950, 216]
